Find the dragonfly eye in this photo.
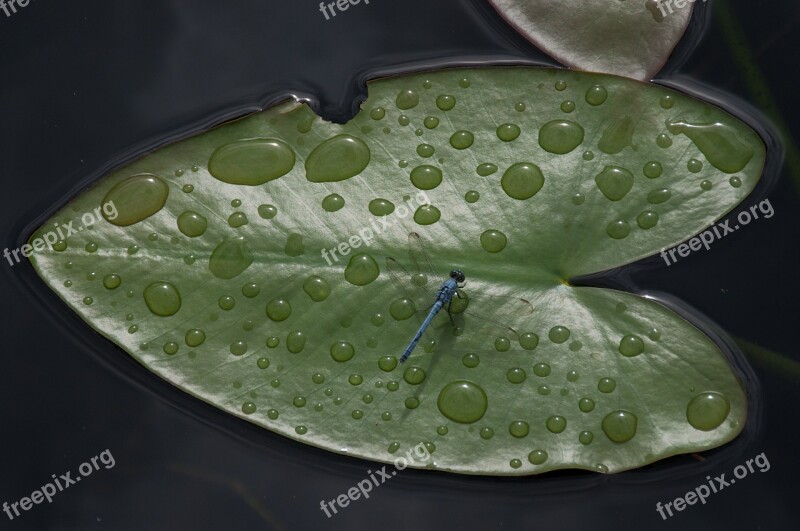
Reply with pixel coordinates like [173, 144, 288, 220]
[450, 270, 466, 283]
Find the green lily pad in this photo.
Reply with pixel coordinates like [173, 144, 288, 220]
[488, 0, 695, 80]
[29, 67, 763, 475]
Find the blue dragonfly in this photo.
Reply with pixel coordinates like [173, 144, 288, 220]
[386, 232, 534, 364]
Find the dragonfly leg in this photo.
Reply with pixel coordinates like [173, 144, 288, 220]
[447, 300, 456, 327]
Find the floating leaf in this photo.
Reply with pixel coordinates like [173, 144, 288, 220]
[488, 0, 695, 80]
[30, 67, 763, 475]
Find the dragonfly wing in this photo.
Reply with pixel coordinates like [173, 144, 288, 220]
[408, 232, 444, 282]
[454, 292, 534, 338]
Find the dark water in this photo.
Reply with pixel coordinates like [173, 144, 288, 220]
[1, 1, 798, 529]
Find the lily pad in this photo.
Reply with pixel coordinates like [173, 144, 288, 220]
[29, 67, 763, 475]
[488, 0, 695, 80]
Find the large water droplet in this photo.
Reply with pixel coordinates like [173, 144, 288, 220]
[501, 163, 545, 200]
[437, 381, 488, 423]
[450, 131, 474, 150]
[208, 139, 295, 185]
[266, 299, 292, 321]
[539, 120, 584, 154]
[177, 211, 208, 237]
[595, 166, 634, 201]
[209, 237, 253, 279]
[686, 392, 730, 431]
[287, 331, 306, 353]
[344, 254, 380, 286]
[102, 174, 169, 226]
[667, 121, 755, 173]
[390, 298, 416, 320]
[410, 165, 443, 190]
[602, 410, 638, 443]
[143, 281, 181, 316]
[369, 199, 395, 216]
[330, 341, 355, 362]
[322, 194, 345, 212]
[414, 205, 441, 225]
[306, 135, 370, 183]
[480, 230, 507, 253]
[619, 335, 645, 357]
[303, 276, 331, 301]
[396, 89, 419, 110]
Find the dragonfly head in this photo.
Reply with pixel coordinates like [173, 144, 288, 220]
[450, 269, 466, 283]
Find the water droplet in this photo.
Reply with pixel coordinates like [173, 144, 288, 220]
[509, 421, 529, 438]
[687, 392, 730, 431]
[321, 193, 345, 213]
[330, 341, 355, 362]
[539, 120, 585, 154]
[295, 426, 308, 435]
[602, 411, 638, 443]
[182, 184, 194, 193]
[560, 100, 576, 113]
[403, 366, 426, 385]
[462, 353, 480, 368]
[579, 397, 595, 412]
[267, 336, 280, 348]
[177, 211, 208, 237]
[501, 163, 545, 200]
[637, 211, 659, 229]
[370, 107, 386, 120]
[607, 220, 631, 239]
[258, 204, 277, 219]
[579, 431, 594, 445]
[102, 174, 169, 226]
[266, 299, 292, 321]
[480, 230, 507, 253]
[595, 166, 634, 201]
[396, 89, 419, 110]
[688, 158, 703, 173]
[701, 180, 713, 191]
[82, 297, 93, 306]
[566, 370, 579, 382]
[546, 415, 567, 433]
[301, 276, 330, 302]
[497, 123, 521, 142]
[520, 333, 539, 350]
[230, 340, 248, 356]
[185, 329, 206, 347]
[423, 116, 439, 129]
[548, 326, 570, 344]
[415, 143, 435, 158]
[597, 378, 617, 393]
[656, 134, 673, 148]
[103, 274, 121, 290]
[465, 190, 480, 203]
[209, 237, 253, 279]
[143, 281, 181, 316]
[398, 115, 410, 126]
[476, 163, 498, 177]
[528, 450, 548, 465]
[585, 85, 608, 106]
[414, 205, 441, 225]
[348, 373, 364, 386]
[555, 80, 567, 91]
[306, 135, 370, 183]
[647, 188, 672, 205]
[494, 337, 511, 352]
[369, 198, 395, 216]
[449, 130, 474, 150]
[390, 298, 416, 320]
[507, 368, 526, 384]
[667, 121, 755, 173]
[533, 363, 551, 377]
[84, 242, 98, 253]
[437, 381, 488, 424]
[287, 330, 306, 353]
[410, 165, 443, 190]
[241, 402, 256, 415]
[242, 283, 260, 298]
[284, 233, 305, 257]
[208, 139, 296, 185]
[436, 94, 456, 111]
[258, 358, 270, 369]
[344, 254, 379, 286]
[228, 212, 248, 228]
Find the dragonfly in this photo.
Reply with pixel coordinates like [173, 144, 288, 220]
[386, 232, 534, 364]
